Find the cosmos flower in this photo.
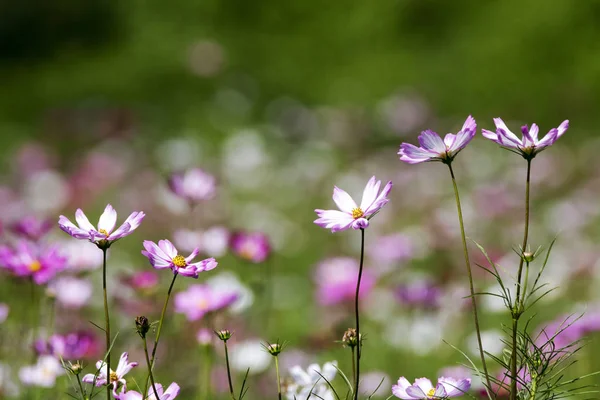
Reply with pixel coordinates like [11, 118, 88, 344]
[34, 331, 99, 360]
[10, 216, 53, 241]
[18, 355, 64, 388]
[142, 239, 217, 278]
[116, 382, 180, 400]
[82, 352, 138, 397]
[168, 167, 216, 203]
[285, 361, 337, 400]
[174, 284, 238, 321]
[48, 276, 93, 309]
[398, 116, 477, 164]
[481, 118, 569, 159]
[229, 231, 270, 263]
[58, 204, 145, 248]
[314, 257, 375, 305]
[314, 176, 392, 232]
[0, 240, 66, 284]
[392, 377, 471, 399]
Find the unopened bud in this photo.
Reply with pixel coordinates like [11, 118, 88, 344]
[523, 251, 535, 263]
[135, 316, 150, 338]
[215, 329, 232, 342]
[342, 328, 360, 348]
[67, 361, 83, 375]
[266, 343, 283, 356]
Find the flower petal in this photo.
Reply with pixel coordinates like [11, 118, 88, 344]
[493, 118, 521, 145]
[58, 216, 92, 240]
[391, 377, 412, 399]
[158, 240, 178, 259]
[556, 119, 569, 139]
[314, 209, 354, 233]
[332, 186, 358, 213]
[359, 176, 381, 211]
[98, 204, 117, 234]
[418, 130, 446, 153]
[398, 143, 438, 164]
[413, 377, 434, 394]
[75, 209, 97, 233]
[405, 385, 426, 398]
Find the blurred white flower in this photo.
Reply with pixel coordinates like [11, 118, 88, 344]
[19, 356, 64, 388]
[467, 330, 504, 357]
[229, 340, 271, 374]
[24, 170, 70, 214]
[206, 272, 253, 313]
[48, 276, 92, 309]
[286, 361, 337, 400]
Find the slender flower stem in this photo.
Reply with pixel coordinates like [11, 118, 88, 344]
[275, 355, 282, 400]
[76, 374, 86, 400]
[142, 336, 160, 400]
[202, 344, 213, 400]
[351, 347, 356, 389]
[101, 248, 111, 400]
[353, 228, 365, 400]
[224, 340, 236, 400]
[510, 159, 532, 400]
[447, 163, 493, 395]
[143, 272, 179, 397]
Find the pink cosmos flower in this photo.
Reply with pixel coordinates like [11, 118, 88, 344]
[174, 284, 238, 321]
[398, 116, 476, 164]
[58, 204, 145, 247]
[82, 352, 138, 396]
[0, 240, 66, 284]
[116, 382, 180, 400]
[168, 167, 216, 203]
[482, 118, 569, 158]
[314, 176, 392, 232]
[123, 270, 160, 291]
[48, 276, 93, 309]
[392, 376, 471, 399]
[35, 331, 99, 359]
[229, 231, 271, 263]
[314, 257, 376, 305]
[142, 239, 217, 278]
[10, 216, 53, 241]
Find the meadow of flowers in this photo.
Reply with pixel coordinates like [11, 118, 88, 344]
[1, 99, 599, 400]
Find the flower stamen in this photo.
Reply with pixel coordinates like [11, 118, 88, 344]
[29, 260, 42, 272]
[172, 255, 187, 268]
[351, 207, 364, 219]
[109, 371, 119, 382]
[99, 229, 109, 236]
[427, 388, 435, 398]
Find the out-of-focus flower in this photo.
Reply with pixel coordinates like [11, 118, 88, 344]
[172, 229, 204, 253]
[368, 233, 414, 267]
[123, 270, 160, 292]
[285, 361, 337, 400]
[59, 204, 145, 248]
[392, 376, 471, 399]
[24, 170, 70, 214]
[229, 340, 272, 374]
[206, 272, 254, 313]
[360, 371, 391, 397]
[0, 241, 66, 284]
[48, 276, 93, 309]
[0, 362, 19, 397]
[398, 116, 476, 164]
[35, 331, 99, 359]
[229, 231, 270, 263]
[395, 280, 441, 309]
[314, 257, 375, 305]
[482, 118, 569, 159]
[0, 303, 8, 323]
[61, 240, 104, 271]
[142, 239, 217, 278]
[82, 352, 138, 396]
[168, 168, 216, 204]
[19, 355, 64, 388]
[314, 176, 392, 232]
[10, 216, 53, 241]
[202, 226, 230, 257]
[116, 382, 180, 400]
[174, 284, 238, 321]
[197, 328, 213, 346]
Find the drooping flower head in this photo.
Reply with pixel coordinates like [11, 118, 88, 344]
[82, 352, 138, 397]
[314, 176, 392, 232]
[142, 239, 217, 278]
[168, 167, 216, 204]
[481, 118, 569, 159]
[229, 231, 271, 263]
[116, 382, 180, 400]
[0, 240, 66, 284]
[174, 284, 238, 321]
[392, 376, 471, 399]
[58, 204, 145, 249]
[10, 216, 53, 242]
[398, 116, 476, 164]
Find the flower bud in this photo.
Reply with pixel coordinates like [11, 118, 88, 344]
[215, 329, 232, 342]
[523, 251, 535, 263]
[67, 361, 83, 375]
[135, 316, 150, 338]
[342, 328, 360, 348]
[266, 343, 283, 356]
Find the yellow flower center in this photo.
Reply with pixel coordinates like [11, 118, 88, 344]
[172, 255, 187, 268]
[197, 298, 209, 310]
[351, 207, 364, 219]
[99, 229, 109, 236]
[427, 388, 435, 398]
[29, 260, 42, 272]
[110, 371, 119, 382]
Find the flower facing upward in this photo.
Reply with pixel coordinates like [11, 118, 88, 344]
[58, 204, 145, 248]
[168, 167, 216, 203]
[0, 241, 66, 284]
[481, 118, 569, 159]
[82, 352, 138, 397]
[142, 239, 217, 278]
[314, 176, 392, 232]
[398, 116, 477, 164]
[392, 377, 471, 399]
[116, 382, 180, 400]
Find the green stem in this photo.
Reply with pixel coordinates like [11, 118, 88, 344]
[224, 340, 236, 400]
[76, 374, 86, 400]
[102, 248, 111, 400]
[520, 261, 531, 312]
[351, 347, 356, 389]
[511, 159, 532, 400]
[143, 272, 178, 397]
[203, 344, 213, 400]
[447, 163, 493, 395]
[353, 228, 365, 400]
[275, 356, 282, 400]
[142, 336, 160, 400]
